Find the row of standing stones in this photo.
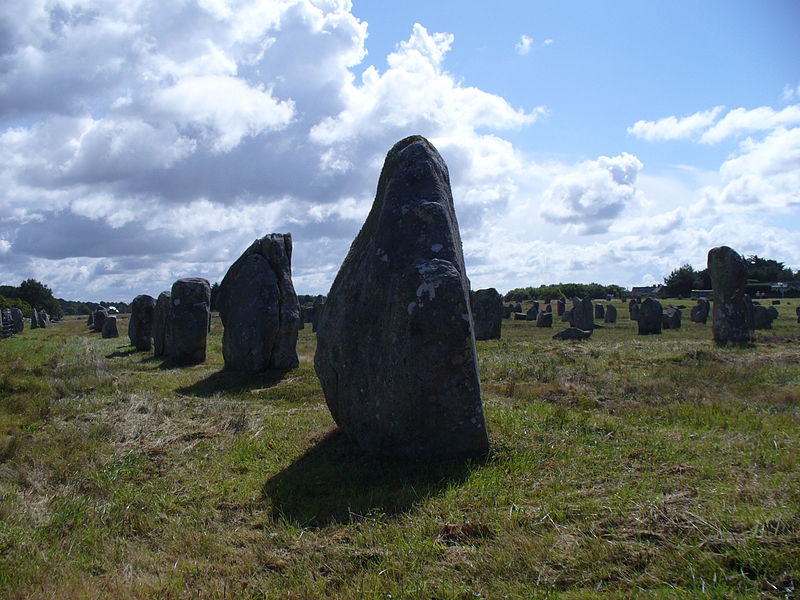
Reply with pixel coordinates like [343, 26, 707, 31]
[98, 136, 793, 459]
[1, 307, 53, 339]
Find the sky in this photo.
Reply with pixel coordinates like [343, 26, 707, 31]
[1, 0, 799, 301]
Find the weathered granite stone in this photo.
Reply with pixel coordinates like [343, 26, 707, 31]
[153, 291, 172, 357]
[767, 305, 779, 324]
[169, 278, 210, 364]
[690, 298, 710, 324]
[11, 308, 24, 333]
[553, 327, 592, 340]
[311, 295, 326, 333]
[313, 136, 488, 459]
[219, 234, 300, 372]
[594, 303, 605, 319]
[604, 304, 617, 323]
[637, 297, 662, 335]
[512, 312, 527, 320]
[1, 309, 11, 329]
[662, 307, 682, 329]
[561, 308, 572, 322]
[471, 288, 502, 340]
[502, 304, 512, 319]
[568, 297, 594, 331]
[536, 311, 553, 328]
[708, 246, 750, 345]
[101, 316, 119, 338]
[526, 304, 539, 321]
[30, 308, 39, 329]
[752, 304, 772, 330]
[130, 295, 156, 351]
[512, 303, 522, 313]
[629, 299, 640, 322]
[92, 308, 107, 333]
[86, 312, 94, 327]
[556, 298, 565, 316]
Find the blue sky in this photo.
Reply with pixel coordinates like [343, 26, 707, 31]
[0, 0, 798, 301]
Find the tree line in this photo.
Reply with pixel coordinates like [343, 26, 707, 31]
[0, 279, 131, 319]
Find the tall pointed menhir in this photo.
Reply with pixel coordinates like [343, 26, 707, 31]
[708, 245, 751, 346]
[314, 135, 489, 459]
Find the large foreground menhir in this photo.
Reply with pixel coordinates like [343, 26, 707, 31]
[314, 135, 489, 459]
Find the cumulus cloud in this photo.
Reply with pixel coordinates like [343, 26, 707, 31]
[628, 107, 724, 141]
[515, 34, 533, 55]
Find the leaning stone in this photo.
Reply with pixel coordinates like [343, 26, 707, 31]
[553, 327, 592, 340]
[604, 304, 617, 323]
[153, 291, 172, 357]
[313, 135, 488, 459]
[218, 234, 301, 372]
[130, 295, 156, 351]
[471, 288, 502, 340]
[638, 298, 662, 335]
[170, 278, 211, 364]
[101, 316, 119, 338]
[536, 312, 553, 328]
[708, 246, 750, 345]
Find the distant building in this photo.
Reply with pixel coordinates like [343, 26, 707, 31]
[630, 285, 662, 297]
[690, 289, 713, 298]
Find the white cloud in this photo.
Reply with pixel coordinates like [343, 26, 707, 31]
[781, 84, 800, 102]
[515, 34, 533, 55]
[627, 107, 724, 141]
[699, 105, 800, 144]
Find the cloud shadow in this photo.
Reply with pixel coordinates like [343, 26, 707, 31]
[262, 427, 484, 528]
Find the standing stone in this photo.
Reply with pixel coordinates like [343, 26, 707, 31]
[218, 234, 300, 372]
[311, 295, 326, 333]
[169, 278, 211, 364]
[604, 304, 617, 323]
[556, 298, 566, 316]
[513, 312, 527, 320]
[86, 312, 94, 327]
[752, 305, 772, 330]
[101, 316, 119, 338]
[471, 288, 502, 340]
[40, 311, 50, 327]
[512, 303, 522, 313]
[796, 306, 800, 324]
[314, 135, 488, 459]
[766, 305, 779, 324]
[708, 246, 751, 346]
[662, 307, 682, 329]
[638, 298, 663, 335]
[562, 308, 572, 323]
[691, 298, 710, 324]
[526, 304, 539, 321]
[1, 309, 11, 330]
[536, 311, 553, 328]
[568, 297, 594, 331]
[130, 295, 156, 351]
[153, 291, 172, 357]
[629, 299, 640, 322]
[92, 308, 107, 333]
[594, 303, 605, 319]
[30, 308, 40, 329]
[502, 304, 512, 319]
[10, 308, 24, 333]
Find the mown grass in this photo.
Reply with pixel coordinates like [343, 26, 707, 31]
[0, 302, 798, 599]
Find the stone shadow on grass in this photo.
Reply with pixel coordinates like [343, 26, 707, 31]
[105, 348, 138, 359]
[175, 368, 290, 397]
[262, 428, 484, 527]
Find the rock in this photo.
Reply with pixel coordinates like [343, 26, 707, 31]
[604, 304, 617, 323]
[556, 298, 565, 316]
[662, 307, 682, 329]
[690, 298, 710, 324]
[708, 246, 751, 346]
[629, 299, 640, 322]
[796, 306, 800, 323]
[86, 312, 94, 327]
[513, 312, 527, 320]
[561, 308, 572, 322]
[170, 278, 211, 364]
[219, 234, 301, 372]
[568, 297, 594, 331]
[637, 298, 663, 335]
[767, 306, 779, 323]
[153, 291, 172, 357]
[10, 308, 24, 333]
[313, 135, 488, 459]
[502, 304, 512, 319]
[30, 308, 39, 329]
[553, 327, 592, 340]
[772, 300, 780, 305]
[526, 304, 539, 321]
[536, 312, 553, 327]
[311, 295, 326, 333]
[752, 304, 772, 330]
[130, 295, 156, 351]
[92, 308, 107, 333]
[101, 316, 119, 338]
[594, 303, 605, 319]
[513, 303, 522, 313]
[471, 288, 502, 340]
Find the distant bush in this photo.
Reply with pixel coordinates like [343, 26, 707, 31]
[503, 283, 627, 301]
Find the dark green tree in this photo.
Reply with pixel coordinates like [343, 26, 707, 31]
[16, 279, 64, 318]
[662, 264, 700, 298]
[745, 255, 794, 282]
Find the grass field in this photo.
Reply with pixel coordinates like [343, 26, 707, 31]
[1, 301, 798, 599]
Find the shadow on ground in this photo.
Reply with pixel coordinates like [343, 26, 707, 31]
[262, 428, 484, 527]
[175, 368, 290, 397]
[105, 347, 137, 359]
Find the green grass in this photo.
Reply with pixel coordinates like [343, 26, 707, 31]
[0, 302, 798, 599]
